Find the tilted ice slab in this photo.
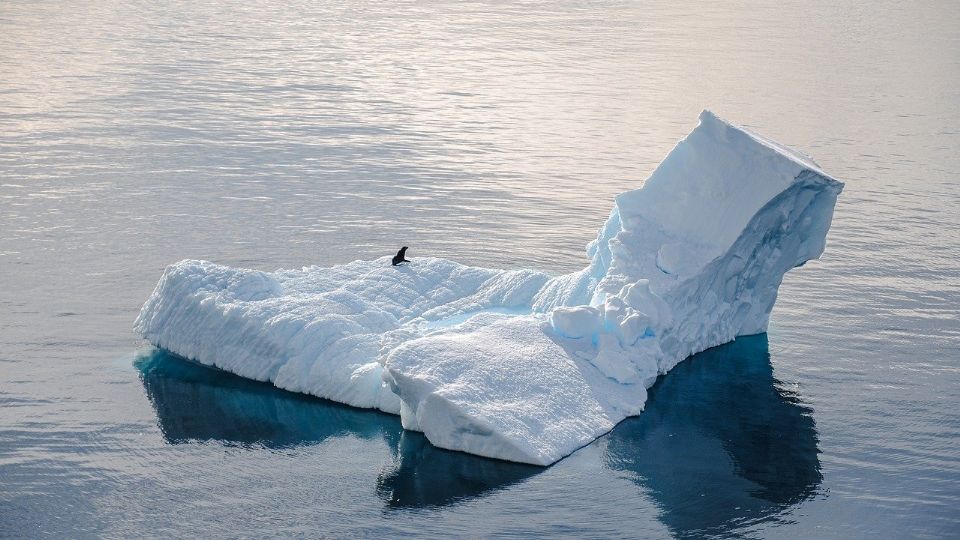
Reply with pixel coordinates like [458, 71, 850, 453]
[136, 111, 843, 465]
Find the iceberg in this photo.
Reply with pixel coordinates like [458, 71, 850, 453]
[135, 111, 843, 465]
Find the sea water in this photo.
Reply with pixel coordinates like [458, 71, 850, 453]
[1, 1, 958, 537]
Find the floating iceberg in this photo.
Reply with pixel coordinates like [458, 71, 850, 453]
[136, 111, 843, 465]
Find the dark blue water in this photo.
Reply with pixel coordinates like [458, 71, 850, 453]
[2, 0, 958, 537]
[130, 335, 819, 536]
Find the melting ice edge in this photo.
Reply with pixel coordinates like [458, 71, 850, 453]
[135, 111, 843, 465]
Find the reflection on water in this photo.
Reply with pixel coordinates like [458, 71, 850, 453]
[135, 337, 820, 524]
[135, 348, 540, 508]
[605, 334, 822, 537]
[135, 349, 400, 448]
[377, 431, 541, 509]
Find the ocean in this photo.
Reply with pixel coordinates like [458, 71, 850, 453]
[1, 1, 958, 537]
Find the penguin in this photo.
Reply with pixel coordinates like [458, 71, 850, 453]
[392, 246, 410, 266]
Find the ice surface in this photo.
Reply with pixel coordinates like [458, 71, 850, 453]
[136, 111, 843, 465]
[135, 257, 549, 414]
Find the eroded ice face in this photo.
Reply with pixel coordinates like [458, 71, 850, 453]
[136, 111, 843, 465]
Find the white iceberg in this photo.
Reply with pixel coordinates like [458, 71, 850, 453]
[135, 111, 843, 465]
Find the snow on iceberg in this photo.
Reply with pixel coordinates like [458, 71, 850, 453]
[134, 257, 549, 414]
[135, 111, 843, 465]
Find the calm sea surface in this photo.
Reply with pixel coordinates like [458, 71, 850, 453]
[2, 1, 958, 537]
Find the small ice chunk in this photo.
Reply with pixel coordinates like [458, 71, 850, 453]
[548, 306, 602, 340]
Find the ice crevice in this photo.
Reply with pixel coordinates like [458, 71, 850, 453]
[135, 111, 843, 465]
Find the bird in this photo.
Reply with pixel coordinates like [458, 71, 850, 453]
[392, 246, 410, 266]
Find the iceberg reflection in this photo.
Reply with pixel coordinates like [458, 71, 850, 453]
[135, 348, 400, 447]
[376, 431, 541, 509]
[603, 334, 822, 536]
[135, 348, 541, 507]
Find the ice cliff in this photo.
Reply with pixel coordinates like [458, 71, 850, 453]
[135, 111, 843, 465]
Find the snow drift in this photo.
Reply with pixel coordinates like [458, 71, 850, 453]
[135, 111, 843, 465]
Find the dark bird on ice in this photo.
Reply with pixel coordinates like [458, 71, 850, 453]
[392, 246, 410, 266]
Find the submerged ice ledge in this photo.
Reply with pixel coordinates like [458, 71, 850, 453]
[135, 111, 843, 465]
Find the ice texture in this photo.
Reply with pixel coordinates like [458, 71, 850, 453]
[136, 111, 843, 465]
